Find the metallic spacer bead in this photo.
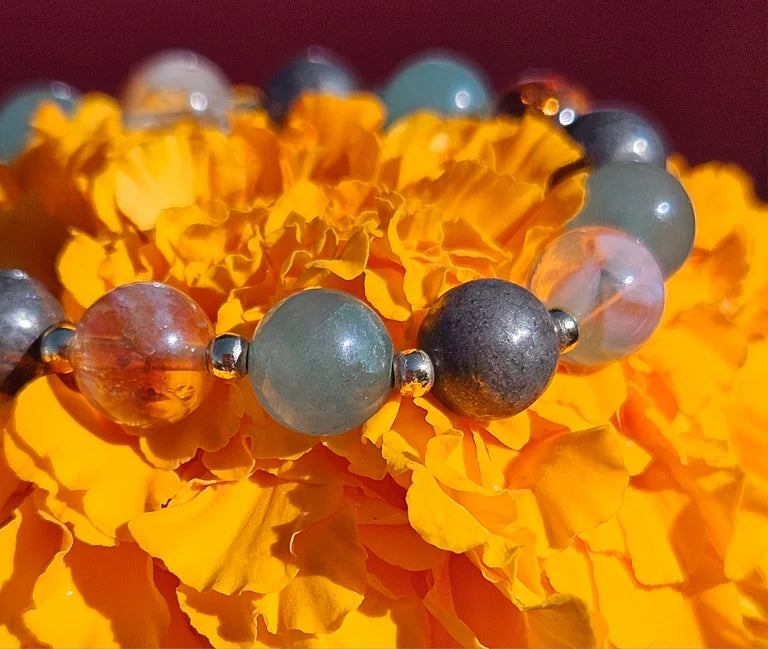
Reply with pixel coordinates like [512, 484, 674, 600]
[393, 349, 435, 398]
[207, 333, 249, 380]
[39, 323, 75, 374]
[549, 308, 579, 354]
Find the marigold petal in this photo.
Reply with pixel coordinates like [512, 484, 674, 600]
[177, 585, 256, 648]
[524, 594, 596, 649]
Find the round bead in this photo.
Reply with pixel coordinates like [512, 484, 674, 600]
[121, 49, 233, 129]
[394, 349, 435, 398]
[68, 282, 214, 427]
[39, 323, 75, 374]
[0, 82, 79, 161]
[417, 279, 559, 420]
[0, 269, 65, 395]
[497, 72, 589, 127]
[248, 289, 394, 436]
[265, 47, 359, 123]
[567, 162, 695, 277]
[549, 309, 579, 353]
[528, 227, 665, 367]
[207, 333, 249, 380]
[567, 109, 667, 167]
[382, 53, 492, 125]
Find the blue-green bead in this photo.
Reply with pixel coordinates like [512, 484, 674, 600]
[0, 82, 79, 162]
[382, 53, 491, 125]
[248, 289, 394, 436]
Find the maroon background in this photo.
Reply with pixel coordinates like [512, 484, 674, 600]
[1, 0, 766, 197]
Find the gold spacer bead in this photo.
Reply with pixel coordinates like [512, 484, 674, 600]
[549, 308, 579, 354]
[207, 333, 249, 381]
[393, 349, 434, 398]
[39, 322, 75, 374]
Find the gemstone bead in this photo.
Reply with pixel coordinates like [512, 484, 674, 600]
[248, 289, 394, 436]
[121, 49, 233, 129]
[528, 226, 665, 367]
[0, 82, 79, 161]
[567, 109, 667, 167]
[265, 47, 359, 123]
[68, 282, 214, 427]
[0, 269, 65, 395]
[382, 53, 492, 125]
[417, 279, 559, 420]
[567, 162, 695, 276]
[497, 72, 589, 127]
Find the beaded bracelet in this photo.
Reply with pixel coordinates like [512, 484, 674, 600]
[0, 48, 695, 436]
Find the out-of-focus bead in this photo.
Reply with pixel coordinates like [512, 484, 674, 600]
[382, 52, 492, 125]
[528, 226, 665, 367]
[39, 323, 75, 374]
[265, 47, 359, 123]
[567, 109, 667, 167]
[0, 81, 79, 161]
[393, 349, 434, 398]
[0, 269, 65, 395]
[248, 289, 394, 436]
[497, 71, 589, 127]
[207, 333, 248, 380]
[567, 162, 695, 276]
[417, 278, 559, 420]
[121, 49, 233, 129]
[68, 282, 214, 427]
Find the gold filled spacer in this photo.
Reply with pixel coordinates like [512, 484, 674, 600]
[393, 349, 434, 398]
[549, 308, 579, 354]
[207, 333, 249, 380]
[39, 322, 75, 374]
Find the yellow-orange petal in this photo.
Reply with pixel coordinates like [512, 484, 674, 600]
[524, 594, 596, 648]
[177, 584, 256, 648]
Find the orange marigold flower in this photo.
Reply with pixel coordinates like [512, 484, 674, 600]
[1, 93, 767, 648]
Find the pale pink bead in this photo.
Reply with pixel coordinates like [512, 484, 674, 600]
[528, 226, 665, 366]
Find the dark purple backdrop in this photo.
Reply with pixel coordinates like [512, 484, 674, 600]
[1, 0, 766, 197]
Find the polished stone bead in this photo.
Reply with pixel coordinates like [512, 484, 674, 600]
[0, 82, 79, 161]
[265, 47, 359, 123]
[497, 72, 589, 127]
[567, 109, 667, 167]
[248, 289, 394, 436]
[68, 282, 214, 427]
[567, 162, 695, 276]
[528, 226, 665, 367]
[121, 49, 233, 129]
[0, 269, 65, 395]
[382, 53, 492, 125]
[417, 279, 559, 420]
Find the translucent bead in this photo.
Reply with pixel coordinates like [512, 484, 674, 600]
[528, 227, 665, 366]
[68, 282, 214, 427]
[121, 49, 233, 129]
[248, 289, 393, 436]
[567, 162, 695, 277]
[497, 71, 589, 127]
[0, 269, 64, 395]
[382, 52, 491, 125]
[0, 81, 79, 161]
[265, 47, 359, 123]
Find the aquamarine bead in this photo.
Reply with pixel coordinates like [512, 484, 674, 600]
[528, 226, 665, 367]
[382, 53, 492, 125]
[0, 82, 79, 162]
[248, 289, 394, 436]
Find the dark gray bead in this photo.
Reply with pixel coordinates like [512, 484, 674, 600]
[567, 109, 667, 167]
[265, 47, 359, 123]
[417, 279, 559, 420]
[0, 269, 64, 395]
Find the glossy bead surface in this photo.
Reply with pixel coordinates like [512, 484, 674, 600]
[382, 53, 491, 125]
[265, 47, 358, 123]
[497, 72, 589, 127]
[394, 349, 434, 398]
[121, 49, 233, 129]
[207, 333, 249, 380]
[549, 309, 579, 353]
[567, 162, 695, 276]
[417, 279, 559, 420]
[39, 323, 75, 374]
[248, 289, 394, 436]
[0, 82, 79, 161]
[0, 269, 65, 395]
[528, 227, 665, 367]
[567, 109, 667, 167]
[68, 282, 214, 427]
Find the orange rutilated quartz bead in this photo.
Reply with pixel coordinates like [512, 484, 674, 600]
[68, 282, 214, 427]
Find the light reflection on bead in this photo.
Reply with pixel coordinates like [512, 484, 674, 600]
[207, 333, 249, 380]
[549, 309, 579, 353]
[528, 227, 665, 367]
[497, 72, 590, 127]
[394, 349, 434, 398]
[39, 323, 75, 374]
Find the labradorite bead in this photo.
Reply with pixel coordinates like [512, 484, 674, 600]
[567, 162, 695, 276]
[248, 289, 394, 436]
[0, 269, 64, 395]
[567, 109, 667, 167]
[265, 47, 359, 123]
[382, 53, 491, 125]
[0, 82, 79, 161]
[417, 279, 559, 420]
